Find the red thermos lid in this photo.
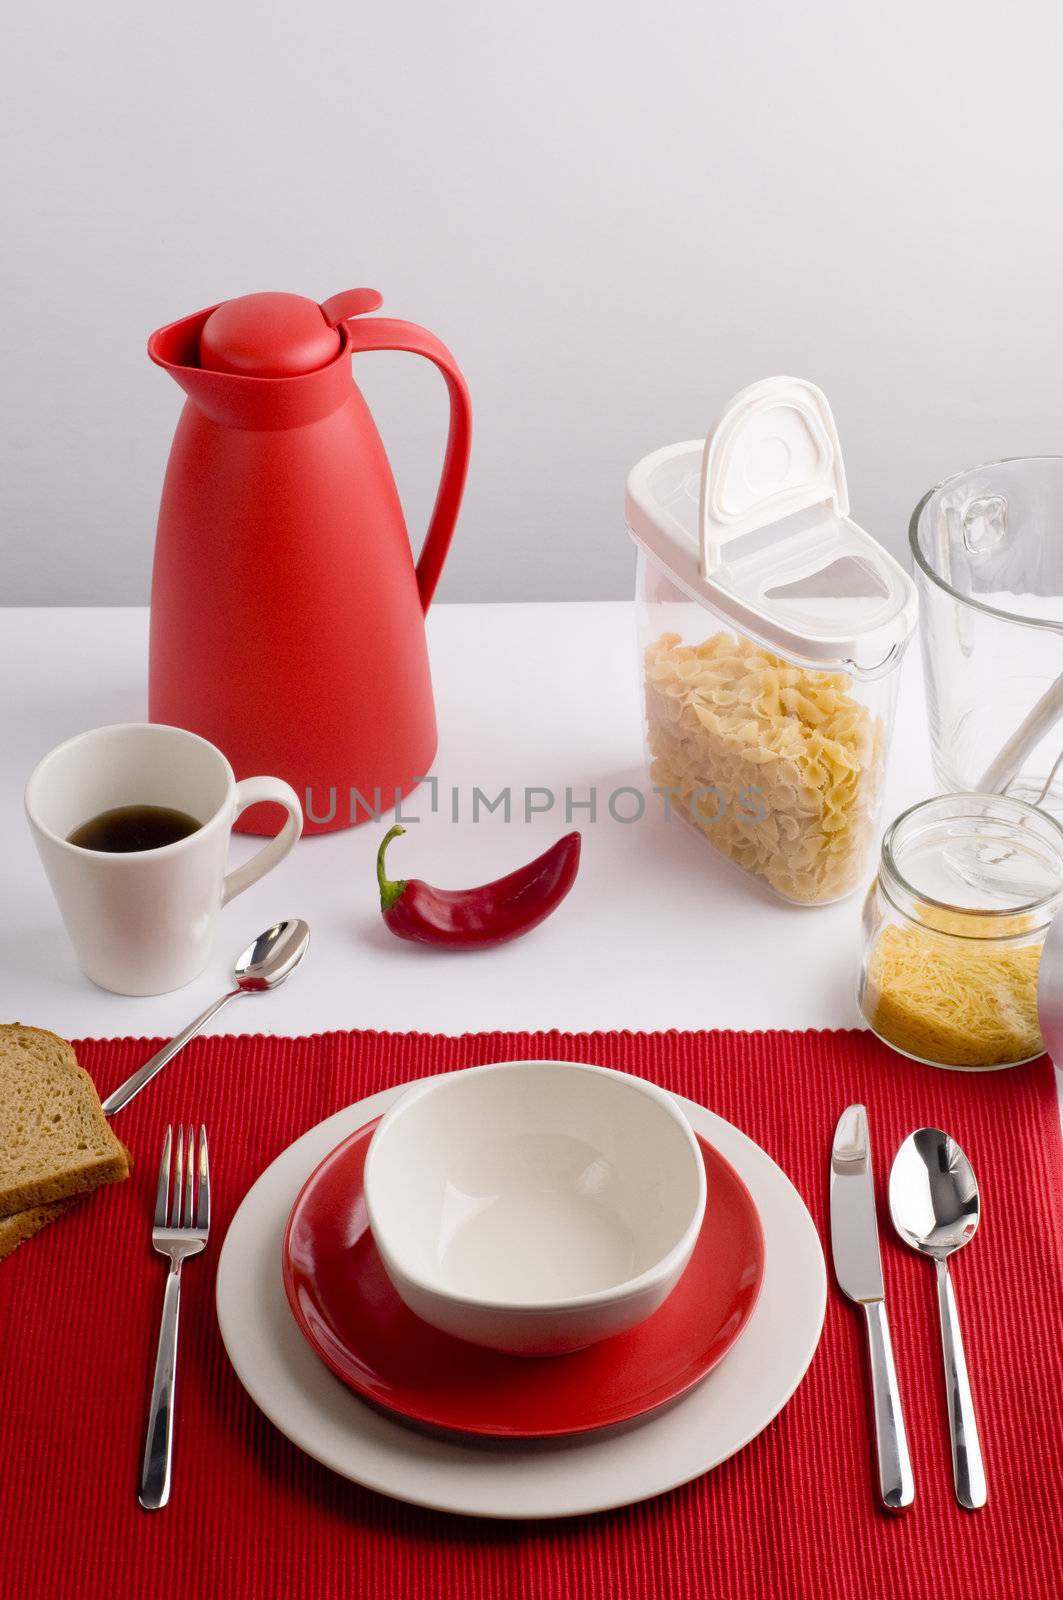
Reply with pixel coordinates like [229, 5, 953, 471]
[199, 292, 342, 377]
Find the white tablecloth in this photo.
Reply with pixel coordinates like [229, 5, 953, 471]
[3, 602, 1059, 1122]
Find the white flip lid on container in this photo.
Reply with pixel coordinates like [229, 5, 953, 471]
[626, 376, 918, 676]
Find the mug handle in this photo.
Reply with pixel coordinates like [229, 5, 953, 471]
[222, 777, 303, 906]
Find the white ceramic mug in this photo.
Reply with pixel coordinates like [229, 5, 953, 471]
[25, 723, 303, 996]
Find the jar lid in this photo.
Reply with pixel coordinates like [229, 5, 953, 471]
[199, 292, 343, 377]
[625, 377, 918, 675]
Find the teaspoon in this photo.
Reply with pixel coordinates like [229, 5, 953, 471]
[888, 1128, 987, 1510]
[101, 920, 310, 1115]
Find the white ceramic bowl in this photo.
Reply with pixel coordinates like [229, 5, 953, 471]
[363, 1060, 707, 1356]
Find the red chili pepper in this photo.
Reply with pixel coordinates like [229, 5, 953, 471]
[376, 826, 581, 948]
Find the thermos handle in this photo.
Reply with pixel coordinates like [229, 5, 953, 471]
[326, 303, 472, 612]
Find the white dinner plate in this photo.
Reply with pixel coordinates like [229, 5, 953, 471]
[216, 1081, 826, 1520]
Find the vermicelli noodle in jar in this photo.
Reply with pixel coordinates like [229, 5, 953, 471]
[859, 795, 1062, 1071]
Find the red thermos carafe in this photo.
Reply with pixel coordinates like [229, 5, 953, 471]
[147, 289, 471, 834]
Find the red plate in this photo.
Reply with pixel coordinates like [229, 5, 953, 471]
[282, 1117, 765, 1439]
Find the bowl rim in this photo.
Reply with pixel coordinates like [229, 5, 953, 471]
[362, 1059, 708, 1315]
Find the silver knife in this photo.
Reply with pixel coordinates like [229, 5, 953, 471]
[830, 1104, 915, 1511]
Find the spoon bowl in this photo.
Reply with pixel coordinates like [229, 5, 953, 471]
[235, 920, 311, 991]
[888, 1127, 980, 1259]
[888, 1128, 987, 1510]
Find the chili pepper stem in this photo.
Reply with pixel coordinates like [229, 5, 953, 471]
[376, 824, 408, 912]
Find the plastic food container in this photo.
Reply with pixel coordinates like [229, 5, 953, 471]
[859, 793, 1063, 1070]
[627, 378, 918, 905]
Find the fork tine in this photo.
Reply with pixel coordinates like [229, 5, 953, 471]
[172, 1124, 184, 1227]
[196, 1126, 210, 1232]
[153, 1127, 172, 1229]
[185, 1125, 195, 1227]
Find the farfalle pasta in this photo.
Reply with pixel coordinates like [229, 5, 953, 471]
[644, 631, 885, 904]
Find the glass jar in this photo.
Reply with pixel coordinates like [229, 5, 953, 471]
[859, 794, 1063, 1070]
[628, 378, 917, 906]
[911, 457, 1063, 819]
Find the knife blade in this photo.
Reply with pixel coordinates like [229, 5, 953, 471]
[830, 1104, 915, 1511]
[831, 1103, 885, 1302]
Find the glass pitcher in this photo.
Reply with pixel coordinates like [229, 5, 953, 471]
[911, 457, 1063, 818]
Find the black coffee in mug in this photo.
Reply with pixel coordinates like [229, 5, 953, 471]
[67, 804, 202, 853]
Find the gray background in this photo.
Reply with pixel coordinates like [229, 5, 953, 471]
[4, 1, 1061, 605]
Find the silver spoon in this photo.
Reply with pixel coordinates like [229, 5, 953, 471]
[101, 920, 310, 1116]
[888, 1128, 987, 1510]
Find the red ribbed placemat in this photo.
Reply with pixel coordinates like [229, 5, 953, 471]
[1, 1030, 1060, 1600]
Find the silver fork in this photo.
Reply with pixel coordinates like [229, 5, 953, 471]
[139, 1125, 210, 1511]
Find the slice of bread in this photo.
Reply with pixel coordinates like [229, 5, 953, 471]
[0, 1024, 129, 1217]
[0, 1196, 79, 1261]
